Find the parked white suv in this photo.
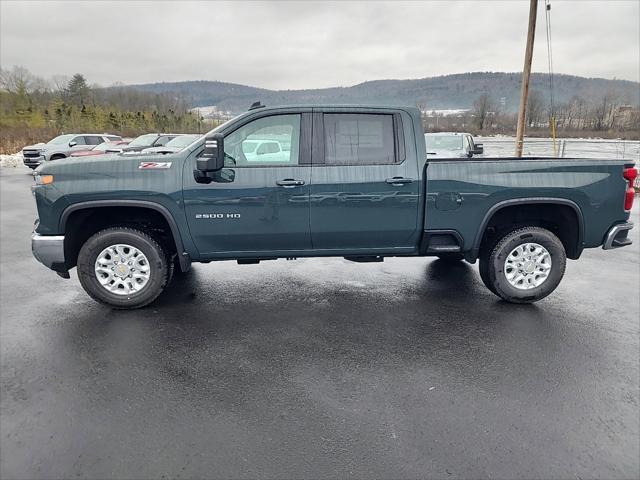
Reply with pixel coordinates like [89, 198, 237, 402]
[22, 133, 121, 168]
[425, 132, 483, 159]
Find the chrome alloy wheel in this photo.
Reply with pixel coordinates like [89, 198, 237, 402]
[94, 244, 150, 295]
[503, 242, 552, 290]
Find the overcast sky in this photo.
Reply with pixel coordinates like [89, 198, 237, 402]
[1, 0, 638, 89]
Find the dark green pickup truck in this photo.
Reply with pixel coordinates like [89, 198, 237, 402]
[31, 105, 636, 309]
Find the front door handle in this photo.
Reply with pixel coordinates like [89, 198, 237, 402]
[276, 179, 305, 188]
[385, 177, 414, 186]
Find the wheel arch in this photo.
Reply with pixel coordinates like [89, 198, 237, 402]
[471, 198, 585, 260]
[60, 200, 190, 271]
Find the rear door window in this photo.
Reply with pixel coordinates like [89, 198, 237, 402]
[323, 114, 396, 165]
[85, 136, 103, 145]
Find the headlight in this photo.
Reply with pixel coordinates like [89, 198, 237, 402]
[34, 174, 54, 185]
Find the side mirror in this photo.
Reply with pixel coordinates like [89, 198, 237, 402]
[472, 143, 484, 155]
[69, 141, 77, 147]
[196, 133, 225, 172]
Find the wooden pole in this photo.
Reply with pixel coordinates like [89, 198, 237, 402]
[515, 0, 538, 157]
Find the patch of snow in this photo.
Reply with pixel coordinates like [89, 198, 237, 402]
[0, 153, 24, 168]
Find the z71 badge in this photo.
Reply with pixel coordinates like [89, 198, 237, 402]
[138, 162, 172, 169]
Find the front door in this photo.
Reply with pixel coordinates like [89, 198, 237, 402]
[310, 111, 421, 252]
[183, 113, 312, 257]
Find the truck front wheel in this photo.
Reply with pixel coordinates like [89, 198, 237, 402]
[77, 227, 170, 309]
[479, 226, 566, 303]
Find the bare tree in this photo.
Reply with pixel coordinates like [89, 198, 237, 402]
[526, 89, 544, 127]
[50, 75, 70, 99]
[592, 93, 618, 131]
[472, 93, 494, 130]
[0, 66, 34, 95]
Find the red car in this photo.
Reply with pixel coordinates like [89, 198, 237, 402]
[70, 141, 130, 157]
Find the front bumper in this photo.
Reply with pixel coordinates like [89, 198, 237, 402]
[32, 233, 66, 272]
[602, 222, 634, 250]
[23, 155, 45, 167]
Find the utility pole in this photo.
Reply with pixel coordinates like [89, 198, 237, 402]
[515, 0, 538, 157]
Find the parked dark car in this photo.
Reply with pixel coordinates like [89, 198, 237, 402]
[70, 141, 130, 157]
[141, 134, 201, 154]
[116, 134, 180, 153]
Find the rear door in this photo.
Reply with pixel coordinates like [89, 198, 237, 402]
[309, 109, 421, 252]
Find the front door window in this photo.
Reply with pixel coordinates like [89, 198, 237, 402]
[224, 114, 300, 167]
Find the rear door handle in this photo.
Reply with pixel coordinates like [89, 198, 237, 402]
[385, 177, 414, 186]
[276, 179, 305, 188]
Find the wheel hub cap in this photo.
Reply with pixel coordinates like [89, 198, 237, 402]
[504, 242, 552, 290]
[95, 244, 150, 295]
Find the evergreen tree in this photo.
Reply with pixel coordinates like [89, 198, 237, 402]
[67, 74, 89, 106]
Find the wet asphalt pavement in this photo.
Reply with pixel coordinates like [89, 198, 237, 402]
[1, 167, 638, 479]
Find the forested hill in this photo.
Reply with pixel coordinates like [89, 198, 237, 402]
[128, 72, 640, 113]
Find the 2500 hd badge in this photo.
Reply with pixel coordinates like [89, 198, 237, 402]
[195, 213, 241, 219]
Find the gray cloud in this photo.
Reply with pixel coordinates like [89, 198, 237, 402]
[1, 0, 638, 89]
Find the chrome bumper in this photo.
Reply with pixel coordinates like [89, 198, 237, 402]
[603, 222, 633, 250]
[23, 155, 44, 166]
[32, 233, 66, 271]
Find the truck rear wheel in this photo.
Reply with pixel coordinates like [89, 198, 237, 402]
[77, 227, 169, 309]
[479, 226, 566, 303]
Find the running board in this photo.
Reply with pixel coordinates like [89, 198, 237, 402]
[343, 256, 384, 263]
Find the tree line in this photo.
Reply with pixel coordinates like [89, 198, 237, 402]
[440, 90, 640, 138]
[0, 66, 214, 154]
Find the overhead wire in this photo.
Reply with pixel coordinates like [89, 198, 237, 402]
[544, 0, 558, 156]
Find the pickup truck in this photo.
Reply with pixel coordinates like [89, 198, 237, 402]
[425, 132, 483, 158]
[30, 105, 637, 309]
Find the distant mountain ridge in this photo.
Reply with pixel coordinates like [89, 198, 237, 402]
[128, 72, 640, 114]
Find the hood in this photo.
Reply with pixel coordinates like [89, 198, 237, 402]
[37, 150, 183, 176]
[120, 145, 148, 152]
[23, 143, 47, 151]
[426, 149, 467, 158]
[141, 146, 181, 155]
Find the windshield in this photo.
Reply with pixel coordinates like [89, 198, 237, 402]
[241, 141, 260, 154]
[47, 134, 74, 145]
[129, 134, 158, 147]
[165, 135, 201, 148]
[425, 135, 463, 150]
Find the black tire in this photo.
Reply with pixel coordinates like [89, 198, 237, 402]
[481, 226, 566, 303]
[77, 227, 169, 309]
[436, 253, 465, 262]
[478, 256, 497, 295]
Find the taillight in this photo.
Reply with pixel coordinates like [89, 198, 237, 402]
[623, 167, 637, 211]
